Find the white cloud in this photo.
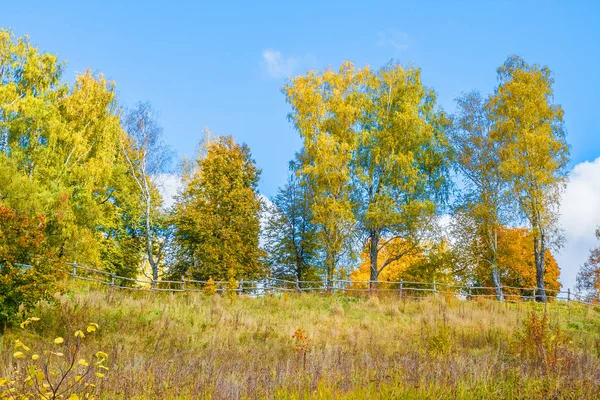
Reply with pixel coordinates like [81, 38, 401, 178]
[557, 157, 600, 290]
[154, 173, 183, 209]
[377, 29, 413, 51]
[261, 49, 316, 79]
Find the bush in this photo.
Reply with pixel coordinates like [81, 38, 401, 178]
[0, 206, 65, 330]
[0, 316, 108, 399]
[515, 312, 575, 374]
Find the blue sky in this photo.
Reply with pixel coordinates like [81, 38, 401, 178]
[2, 0, 600, 288]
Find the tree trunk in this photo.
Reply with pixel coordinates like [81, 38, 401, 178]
[369, 230, 380, 291]
[145, 193, 159, 284]
[533, 232, 547, 302]
[490, 227, 503, 301]
[325, 252, 334, 291]
[491, 263, 503, 301]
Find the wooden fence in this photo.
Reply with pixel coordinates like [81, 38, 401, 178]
[63, 262, 595, 305]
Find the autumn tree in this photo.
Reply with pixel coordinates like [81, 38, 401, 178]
[0, 29, 145, 275]
[172, 135, 264, 280]
[350, 238, 425, 283]
[0, 205, 64, 330]
[121, 102, 173, 283]
[450, 91, 512, 300]
[53, 71, 144, 270]
[471, 227, 561, 297]
[263, 162, 320, 283]
[576, 228, 600, 302]
[351, 237, 458, 288]
[283, 66, 356, 287]
[489, 56, 569, 302]
[284, 61, 450, 289]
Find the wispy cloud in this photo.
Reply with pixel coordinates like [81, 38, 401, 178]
[377, 29, 413, 51]
[261, 49, 316, 79]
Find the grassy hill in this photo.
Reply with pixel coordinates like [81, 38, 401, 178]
[2, 282, 600, 399]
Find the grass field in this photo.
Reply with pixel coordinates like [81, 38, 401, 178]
[2, 282, 600, 399]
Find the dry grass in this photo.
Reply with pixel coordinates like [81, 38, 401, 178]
[2, 282, 600, 399]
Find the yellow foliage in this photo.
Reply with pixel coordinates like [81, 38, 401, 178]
[1, 317, 108, 400]
[350, 238, 426, 283]
[204, 278, 217, 296]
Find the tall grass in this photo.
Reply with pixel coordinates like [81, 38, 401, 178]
[2, 282, 600, 399]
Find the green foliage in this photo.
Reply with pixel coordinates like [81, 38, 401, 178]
[0, 29, 145, 274]
[172, 135, 265, 281]
[0, 205, 64, 330]
[0, 27, 576, 328]
[421, 320, 454, 357]
[2, 285, 599, 399]
[284, 61, 451, 285]
[449, 91, 508, 297]
[577, 228, 600, 302]
[489, 55, 570, 301]
[515, 312, 574, 374]
[263, 165, 321, 283]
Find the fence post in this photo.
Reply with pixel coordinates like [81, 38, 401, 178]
[110, 273, 115, 287]
[399, 279, 403, 298]
[181, 275, 185, 291]
[239, 279, 244, 294]
[467, 284, 472, 301]
[567, 288, 571, 302]
[532, 287, 536, 302]
[296, 279, 300, 292]
[72, 262, 77, 276]
[433, 280, 437, 297]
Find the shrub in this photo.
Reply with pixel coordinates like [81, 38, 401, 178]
[0, 317, 109, 399]
[204, 278, 217, 296]
[291, 328, 310, 369]
[515, 312, 575, 374]
[0, 206, 65, 330]
[227, 271, 239, 301]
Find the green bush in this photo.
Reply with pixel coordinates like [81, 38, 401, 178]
[0, 206, 65, 330]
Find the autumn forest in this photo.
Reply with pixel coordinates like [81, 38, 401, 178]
[3, 26, 599, 322]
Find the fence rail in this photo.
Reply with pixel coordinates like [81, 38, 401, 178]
[54, 262, 597, 305]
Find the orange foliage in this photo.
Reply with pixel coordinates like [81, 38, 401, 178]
[475, 227, 561, 293]
[0, 205, 64, 328]
[350, 238, 425, 283]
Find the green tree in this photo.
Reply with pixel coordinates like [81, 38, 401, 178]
[576, 228, 600, 302]
[172, 135, 264, 280]
[284, 61, 450, 289]
[450, 91, 510, 300]
[263, 162, 320, 283]
[0, 205, 64, 330]
[489, 56, 570, 302]
[0, 29, 144, 275]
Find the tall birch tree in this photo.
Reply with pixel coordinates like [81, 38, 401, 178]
[489, 56, 569, 302]
[121, 102, 172, 282]
[284, 61, 450, 289]
[450, 91, 510, 300]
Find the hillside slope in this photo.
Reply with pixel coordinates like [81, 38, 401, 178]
[2, 283, 600, 399]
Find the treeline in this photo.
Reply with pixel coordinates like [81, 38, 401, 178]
[1, 29, 594, 325]
[267, 60, 567, 303]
